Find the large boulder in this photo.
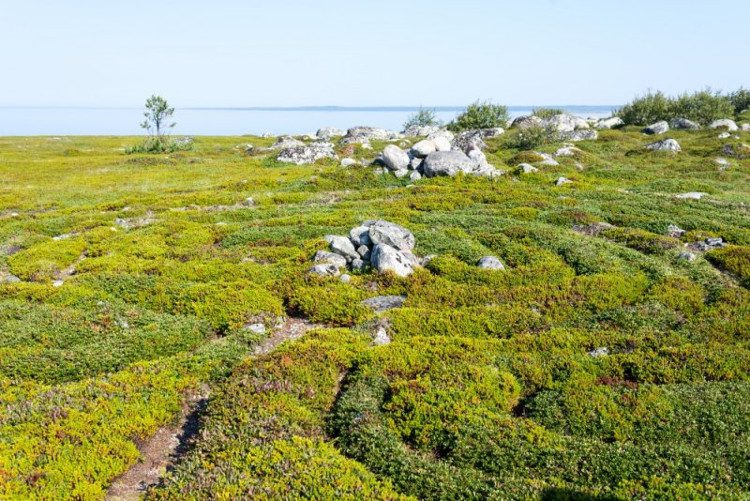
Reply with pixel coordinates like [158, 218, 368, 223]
[370, 244, 417, 277]
[403, 124, 441, 137]
[313, 250, 347, 268]
[271, 136, 305, 149]
[545, 113, 589, 132]
[422, 150, 477, 177]
[645, 138, 681, 152]
[277, 142, 336, 164]
[452, 130, 488, 153]
[595, 117, 624, 129]
[709, 119, 738, 131]
[381, 145, 410, 171]
[644, 121, 669, 135]
[670, 118, 701, 130]
[511, 115, 544, 129]
[367, 220, 416, 251]
[341, 126, 402, 144]
[410, 139, 437, 158]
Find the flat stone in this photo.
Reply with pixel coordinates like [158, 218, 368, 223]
[361, 295, 407, 313]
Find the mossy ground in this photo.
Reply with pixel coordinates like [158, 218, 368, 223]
[0, 127, 749, 499]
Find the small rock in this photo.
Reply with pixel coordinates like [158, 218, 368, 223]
[339, 274, 351, 283]
[709, 119, 738, 131]
[52, 280, 64, 287]
[645, 138, 681, 152]
[373, 326, 391, 346]
[554, 145, 580, 157]
[675, 192, 705, 200]
[741, 123, 750, 131]
[559, 130, 598, 142]
[314, 250, 347, 268]
[511, 115, 545, 129]
[666, 224, 686, 238]
[537, 153, 559, 166]
[316, 127, 345, 139]
[271, 136, 305, 150]
[718, 132, 731, 139]
[370, 243, 417, 277]
[245, 323, 266, 334]
[670, 118, 701, 130]
[340, 158, 358, 167]
[517, 163, 539, 174]
[350, 226, 372, 247]
[242, 197, 255, 207]
[595, 117, 624, 129]
[588, 347, 610, 358]
[368, 220, 416, 251]
[678, 251, 697, 262]
[477, 256, 505, 270]
[309, 263, 341, 277]
[556, 177, 573, 186]
[409, 157, 424, 170]
[357, 245, 371, 261]
[361, 295, 407, 313]
[277, 142, 336, 165]
[351, 258, 365, 271]
[409, 171, 422, 181]
[644, 121, 669, 135]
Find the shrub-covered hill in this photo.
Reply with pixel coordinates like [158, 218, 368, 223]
[0, 125, 749, 499]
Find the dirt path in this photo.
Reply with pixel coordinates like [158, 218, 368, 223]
[105, 317, 320, 500]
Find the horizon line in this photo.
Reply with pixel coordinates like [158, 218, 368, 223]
[0, 104, 621, 111]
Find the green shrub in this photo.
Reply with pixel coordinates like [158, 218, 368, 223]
[672, 90, 734, 125]
[125, 136, 193, 154]
[403, 107, 442, 130]
[728, 87, 750, 115]
[505, 124, 558, 150]
[448, 101, 509, 131]
[706, 245, 750, 288]
[617, 91, 673, 125]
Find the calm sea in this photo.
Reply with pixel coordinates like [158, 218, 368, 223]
[0, 106, 617, 136]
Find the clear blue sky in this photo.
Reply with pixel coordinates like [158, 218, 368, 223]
[2, 0, 748, 107]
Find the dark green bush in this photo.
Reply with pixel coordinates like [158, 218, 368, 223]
[125, 136, 193, 154]
[728, 87, 750, 114]
[532, 107, 565, 119]
[403, 107, 442, 130]
[617, 91, 673, 125]
[448, 101, 509, 131]
[618, 89, 734, 125]
[505, 124, 558, 150]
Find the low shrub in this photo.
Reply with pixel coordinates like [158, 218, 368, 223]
[447, 101, 509, 131]
[532, 107, 565, 119]
[505, 124, 558, 150]
[403, 107, 442, 130]
[618, 89, 734, 125]
[728, 87, 750, 115]
[125, 136, 193, 154]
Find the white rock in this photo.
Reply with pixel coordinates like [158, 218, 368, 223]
[394, 169, 409, 179]
[368, 221, 416, 251]
[325, 235, 359, 260]
[340, 158, 358, 167]
[645, 139, 681, 152]
[670, 118, 701, 130]
[370, 243, 417, 277]
[644, 121, 669, 135]
[675, 192, 705, 200]
[709, 119, 738, 131]
[477, 256, 505, 270]
[517, 163, 539, 174]
[556, 177, 573, 186]
[718, 132, 731, 139]
[339, 274, 351, 283]
[245, 323, 266, 334]
[595, 117, 624, 129]
[373, 326, 391, 346]
[409, 171, 422, 181]
[381, 145, 410, 171]
[410, 140, 437, 158]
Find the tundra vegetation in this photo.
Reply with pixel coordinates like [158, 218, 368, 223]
[0, 96, 749, 499]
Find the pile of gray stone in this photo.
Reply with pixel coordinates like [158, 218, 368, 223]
[310, 220, 427, 278]
[511, 113, 599, 141]
[377, 128, 505, 180]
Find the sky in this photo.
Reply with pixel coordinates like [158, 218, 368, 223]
[1, 0, 748, 107]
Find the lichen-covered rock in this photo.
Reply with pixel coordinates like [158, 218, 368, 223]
[477, 256, 505, 270]
[709, 119, 738, 131]
[370, 244, 417, 277]
[316, 127, 344, 139]
[403, 124, 440, 137]
[595, 117, 624, 129]
[325, 235, 359, 260]
[341, 126, 401, 144]
[559, 130, 598, 142]
[367, 220, 415, 251]
[361, 295, 406, 312]
[517, 163, 539, 174]
[410, 139, 437, 158]
[644, 121, 669, 135]
[670, 118, 700, 130]
[545, 113, 589, 132]
[277, 142, 336, 165]
[646, 138, 681, 152]
[271, 136, 305, 149]
[511, 115, 544, 129]
[381, 145, 410, 171]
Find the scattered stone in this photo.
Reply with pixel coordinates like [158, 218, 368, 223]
[427, 130, 454, 152]
[245, 323, 266, 335]
[244, 144, 255, 155]
[309, 263, 341, 277]
[645, 138, 681, 152]
[670, 118, 700, 130]
[373, 325, 391, 346]
[741, 123, 750, 131]
[52, 280, 64, 287]
[718, 132, 731, 139]
[559, 130, 598, 142]
[644, 121, 669, 135]
[409, 157, 423, 170]
[403, 124, 441, 137]
[545, 113, 590, 132]
[555, 177, 573, 186]
[277, 142, 336, 165]
[573, 222, 614, 236]
[242, 197, 255, 207]
[0, 271, 21, 284]
[341, 126, 401, 144]
[351, 258, 365, 271]
[477, 256, 505, 270]
[381, 145, 410, 171]
[271, 136, 305, 150]
[350, 225, 372, 247]
[595, 117, 624, 129]
[709, 119, 738, 131]
[511, 115, 545, 129]
[361, 295, 407, 313]
[517, 163, 539, 174]
[409, 171, 422, 181]
[675, 192, 705, 200]
[357, 245, 371, 261]
[370, 244, 417, 277]
[313, 250, 347, 268]
[537, 153, 559, 166]
[115, 212, 155, 230]
[688, 237, 725, 252]
[340, 158, 358, 167]
[316, 127, 345, 139]
[678, 251, 696, 262]
[666, 224, 686, 238]
[588, 347, 610, 357]
[554, 145, 581, 157]
[368, 220, 416, 251]
[339, 274, 351, 283]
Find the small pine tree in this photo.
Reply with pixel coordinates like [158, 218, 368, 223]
[140, 95, 176, 137]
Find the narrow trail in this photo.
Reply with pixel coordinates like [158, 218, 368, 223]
[105, 317, 321, 501]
